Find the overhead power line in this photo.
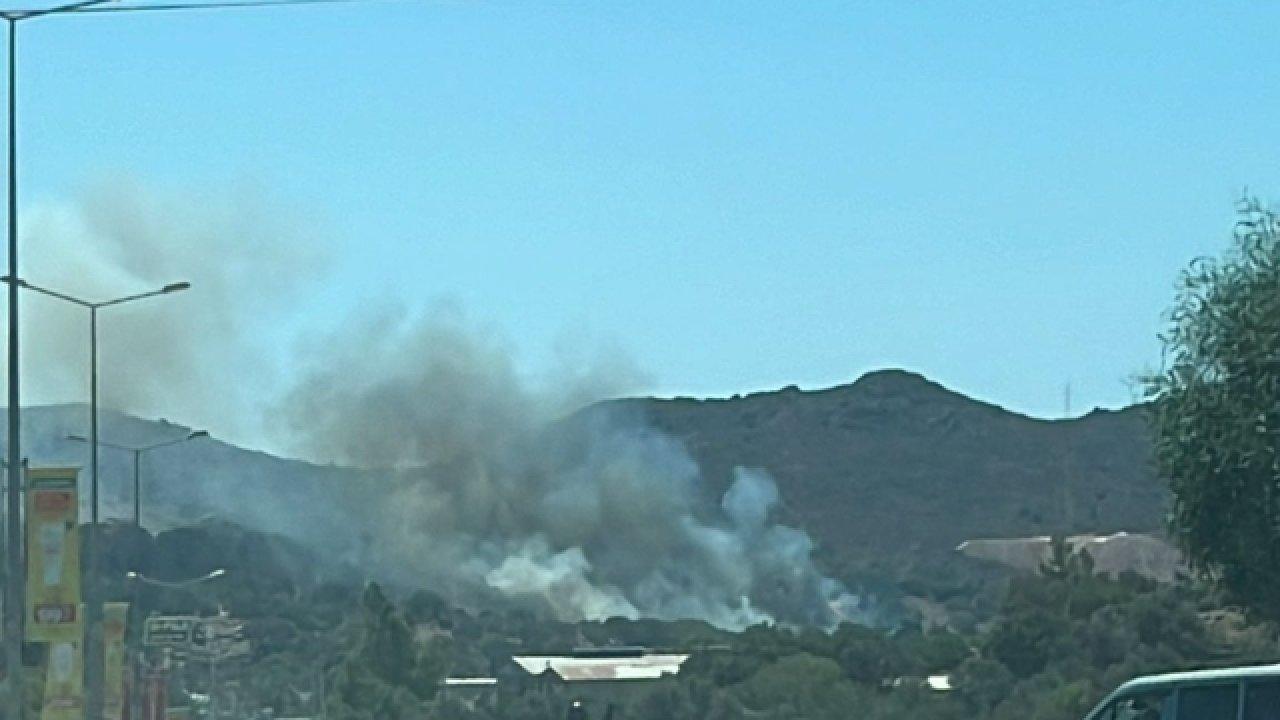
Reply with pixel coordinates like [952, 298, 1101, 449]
[0, 0, 398, 19]
[71, 0, 389, 13]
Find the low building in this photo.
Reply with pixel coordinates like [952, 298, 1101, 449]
[956, 532, 1185, 582]
[887, 674, 952, 692]
[512, 651, 689, 682]
[507, 647, 691, 711]
[439, 677, 499, 711]
[926, 675, 952, 691]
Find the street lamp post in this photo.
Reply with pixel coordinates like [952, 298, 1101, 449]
[3, 5, 122, 714]
[69, 427, 208, 718]
[125, 568, 226, 590]
[125, 568, 225, 720]
[0, 1, 391, 716]
[3, 276, 189, 720]
[67, 430, 209, 530]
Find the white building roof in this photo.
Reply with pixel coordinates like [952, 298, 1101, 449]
[443, 677, 499, 686]
[512, 654, 690, 682]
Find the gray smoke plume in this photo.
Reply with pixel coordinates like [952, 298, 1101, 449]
[277, 305, 859, 629]
[8, 176, 326, 448]
[15, 178, 862, 629]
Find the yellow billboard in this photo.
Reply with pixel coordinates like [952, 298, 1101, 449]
[40, 605, 84, 720]
[25, 467, 81, 643]
[103, 602, 129, 720]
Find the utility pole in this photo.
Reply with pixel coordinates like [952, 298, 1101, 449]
[318, 662, 327, 720]
[5, 14, 22, 716]
[0, 0, 397, 715]
[2, 6, 160, 716]
[126, 569, 225, 720]
[7, 277, 190, 720]
[67, 430, 207, 530]
[209, 647, 218, 720]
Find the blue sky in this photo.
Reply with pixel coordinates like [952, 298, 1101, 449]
[8, 1, 1280, 434]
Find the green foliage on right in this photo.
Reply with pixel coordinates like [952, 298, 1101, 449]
[1145, 198, 1280, 619]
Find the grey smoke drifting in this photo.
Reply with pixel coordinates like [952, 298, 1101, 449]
[278, 306, 858, 629]
[17, 178, 861, 628]
[9, 176, 325, 448]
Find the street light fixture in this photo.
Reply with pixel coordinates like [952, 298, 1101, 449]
[127, 566, 227, 719]
[2, 5, 119, 715]
[4, 275, 189, 720]
[0, 2, 395, 716]
[67, 429, 209, 529]
[125, 567, 227, 589]
[125, 567, 227, 720]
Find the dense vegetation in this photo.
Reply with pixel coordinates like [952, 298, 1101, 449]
[1145, 198, 1280, 620]
[602, 369, 1165, 593]
[312, 540, 1277, 720]
[165, 197, 1280, 718]
[11, 199, 1280, 718]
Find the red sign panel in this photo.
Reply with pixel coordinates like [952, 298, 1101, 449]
[34, 490, 73, 512]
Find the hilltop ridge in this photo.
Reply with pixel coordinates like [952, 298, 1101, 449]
[4, 368, 1165, 607]
[588, 368, 1163, 587]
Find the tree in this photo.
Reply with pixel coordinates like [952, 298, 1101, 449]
[356, 583, 417, 688]
[984, 603, 1069, 678]
[327, 583, 447, 718]
[833, 623, 902, 683]
[629, 684, 697, 720]
[952, 656, 1015, 713]
[1144, 198, 1280, 618]
[733, 654, 866, 720]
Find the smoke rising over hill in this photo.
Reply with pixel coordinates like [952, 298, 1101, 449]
[276, 307, 860, 628]
[12, 178, 325, 448]
[11, 180, 865, 628]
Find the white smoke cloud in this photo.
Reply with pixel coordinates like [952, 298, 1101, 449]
[484, 539, 639, 623]
[13, 178, 863, 629]
[277, 306, 856, 629]
[6, 176, 326, 448]
[723, 466, 779, 531]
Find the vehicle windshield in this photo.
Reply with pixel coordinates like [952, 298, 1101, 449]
[1106, 690, 1174, 720]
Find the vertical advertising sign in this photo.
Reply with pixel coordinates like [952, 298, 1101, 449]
[25, 467, 81, 643]
[40, 605, 84, 720]
[103, 602, 130, 720]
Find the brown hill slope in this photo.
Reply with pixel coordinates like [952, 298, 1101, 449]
[596, 369, 1166, 586]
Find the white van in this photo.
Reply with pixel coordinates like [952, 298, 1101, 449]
[1085, 663, 1280, 720]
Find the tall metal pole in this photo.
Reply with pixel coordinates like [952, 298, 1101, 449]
[68, 431, 206, 532]
[209, 642, 218, 720]
[126, 596, 141, 720]
[86, 306, 101, 720]
[132, 449, 140, 528]
[318, 662, 326, 720]
[10, 288, 187, 720]
[126, 449, 140, 720]
[4, 16, 23, 720]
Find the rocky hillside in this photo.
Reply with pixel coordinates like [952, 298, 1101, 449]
[1, 404, 350, 527]
[2, 369, 1168, 600]
[594, 369, 1166, 586]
